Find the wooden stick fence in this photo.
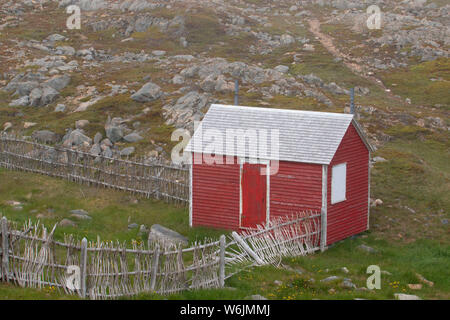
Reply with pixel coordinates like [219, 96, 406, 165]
[0, 211, 320, 299]
[0, 133, 189, 205]
[0, 217, 222, 299]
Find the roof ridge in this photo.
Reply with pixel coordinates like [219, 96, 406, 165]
[211, 104, 354, 118]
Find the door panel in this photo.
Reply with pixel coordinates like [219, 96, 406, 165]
[241, 163, 267, 228]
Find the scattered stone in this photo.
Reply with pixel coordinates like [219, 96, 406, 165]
[248, 294, 268, 300]
[274, 280, 283, 286]
[148, 224, 188, 246]
[341, 279, 356, 289]
[123, 133, 143, 143]
[23, 122, 37, 129]
[328, 288, 336, 294]
[357, 244, 378, 253]
[416, 273, 434, 287]
[320, 276, 340, 283]
[69, 209, 89, 216]
[394, 293, 421, 300]
[3, 122, 12, 131]
[408, 284, 423, 290]
[131, 82, 162, 102]
[75, 120, 90, 129]
[59, 219, 77, 227]
[32, 130, 59, 143]
[373, 156, 387, 163]
[94, 132, 103, 144]
[128, 223, 139, 229]
[341, 267, 349, 274]
[120, 147, 135, 156]
[63, 129, 92, 147]
[274, 65, 289, 74]
[55, 104, 66, 112]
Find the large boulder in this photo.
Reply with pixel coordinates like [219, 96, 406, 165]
[148, 224, 188, 246]
[131, 82, 162, 102]
[105, 117, 124, 143]
[123, 133, 143, 143]
[63, 129, 92, 147]
[43, 74, 71, 91]
[31, 130, 59, 143]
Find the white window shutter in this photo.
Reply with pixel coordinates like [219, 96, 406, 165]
[331, 163, 346, 204]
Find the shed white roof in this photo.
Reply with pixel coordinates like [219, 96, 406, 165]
[185, 104, 373, 165]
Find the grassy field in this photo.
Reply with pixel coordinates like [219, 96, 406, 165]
[0, 130, 448, 301]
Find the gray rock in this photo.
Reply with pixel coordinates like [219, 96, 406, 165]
[75, 120, 89, 129]
[43, 74, 71, 91]
[63, 129, 92, 147]
[40, 86, 59, 106]
[59, 219, 77, 227]
[341, 279, 356, 289]
[9, 96, 30, 106]
[152, 50, 166, 56]
[358, 244, 378, 253]
[47, 34, 66, 42]
[123, 133, 143, 143]
[248, 295, 268, 300]
[55, 104, 66, 112]
[274, 65, 289, 74]
[55, 46, 76, 56]
[70, 213, 92, 220]
[394, 293, 421, 300]
[148, 224, 188, 246]
[90, 144, 101, 156]
[14, 81, 40, 97]
[120, 147, 135, 156]
[373, 156, 387, 163]
[70, 209, 89, 216]
[94, 132, 103, 144]
[280, 34, 295, 45]
[32, 130, 59, 143]
[320, 276, 340, 283]
[29, 87, 43, 107]
[131, 82, 162, 102]
[105, 117, 124, 143]
[128, 223, 139, 229]
[102, 146, 113, 158]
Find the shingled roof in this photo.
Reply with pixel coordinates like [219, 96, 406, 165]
[185, 104, 374, 165]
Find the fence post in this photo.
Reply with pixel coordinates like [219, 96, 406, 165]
[80, 237, 87, 299]
[150, 244, 160, 292]
[219, 235, 226, 287]
[1, 217, 9, 281]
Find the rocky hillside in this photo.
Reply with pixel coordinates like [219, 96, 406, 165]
[0, 0, 448, 161]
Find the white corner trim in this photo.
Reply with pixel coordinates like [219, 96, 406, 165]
[189, 152, 193, 228]
[321, 165, 328, 251]
[367, 151, 371, 230]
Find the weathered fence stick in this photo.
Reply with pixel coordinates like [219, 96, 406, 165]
[219, 235, 226, 287]
[231, 232, 264, 265]
[1, 217, 9, 281]
[80, 238, 87, 298]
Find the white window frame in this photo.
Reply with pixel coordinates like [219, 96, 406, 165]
[331, 162, 347, 204]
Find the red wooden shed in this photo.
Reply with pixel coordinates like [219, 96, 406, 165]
[185, 104, 374, 249]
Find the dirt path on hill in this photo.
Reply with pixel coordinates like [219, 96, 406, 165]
[307, 18, 400, 101]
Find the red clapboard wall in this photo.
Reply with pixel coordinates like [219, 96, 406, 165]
[191, 154, 240, 230]
[326, 123, 370, 245]
[269, 161, 322, 219]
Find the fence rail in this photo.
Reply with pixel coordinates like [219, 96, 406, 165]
[0, 134, 189, 205]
